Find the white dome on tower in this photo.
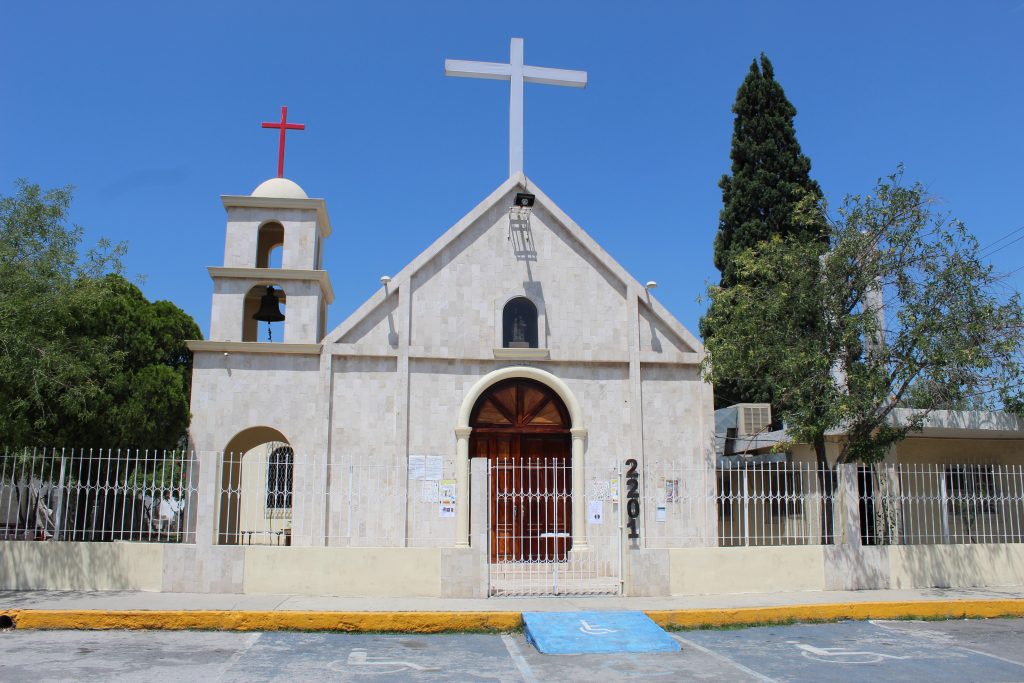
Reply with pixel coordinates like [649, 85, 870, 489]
[251, 177, 308, 199]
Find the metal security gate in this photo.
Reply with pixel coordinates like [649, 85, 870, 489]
[487, 457, 621, 596]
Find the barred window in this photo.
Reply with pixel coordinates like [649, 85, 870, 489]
[266, 446, 293, 510]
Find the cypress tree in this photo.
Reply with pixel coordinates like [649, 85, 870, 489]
[702, 53, 823, 408]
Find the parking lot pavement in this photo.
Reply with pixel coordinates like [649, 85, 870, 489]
[682, 618, 1024, 683]
[2, 619, 1024, 682]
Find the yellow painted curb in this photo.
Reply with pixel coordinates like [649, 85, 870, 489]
[0, 610, 522, 633]
[645, 599, 1024, 629]
[2, 600, 1022, 632]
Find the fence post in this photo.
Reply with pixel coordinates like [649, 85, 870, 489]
[939, 467, 950, 544]
[836, 464, 861, 548]
[742, 466, 750, 547]
[52, 451, 67, 541]
[194, 451, 218, 546]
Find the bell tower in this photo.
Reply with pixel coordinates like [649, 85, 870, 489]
[208, 176, 334, 343]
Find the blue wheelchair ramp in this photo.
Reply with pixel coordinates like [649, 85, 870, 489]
[523, 611, 680, 654]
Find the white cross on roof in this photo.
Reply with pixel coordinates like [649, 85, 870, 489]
[445, 37, 588, 178]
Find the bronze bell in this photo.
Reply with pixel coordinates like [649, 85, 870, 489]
[252, 286, 285, 322]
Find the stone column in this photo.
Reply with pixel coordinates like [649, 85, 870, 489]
[454, 427, 473, 548]
[571, 428, 588, 550]
[194, 450, 218, 546]
[837, 463, 861, 548]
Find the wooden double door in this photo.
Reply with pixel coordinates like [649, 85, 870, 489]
[469, 379, 573, 563]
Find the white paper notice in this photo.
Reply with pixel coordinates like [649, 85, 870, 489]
[408, 455, 425, 480]
[590, 478, 610, 502]
[424, 455, 444, 480]
[656, 505, 667, 522]
[420, 480, 439, 503]
[439, 479, 457, 518]
[588, 500, 604, 525]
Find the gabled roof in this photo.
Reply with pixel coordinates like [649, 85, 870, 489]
[324, 172, 702, 353]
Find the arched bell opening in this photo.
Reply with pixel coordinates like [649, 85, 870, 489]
[256, 221, 285, 268]
[243, 284, 286, 342]
[219, 427, 293, 546]
[469, 378, 572, 562]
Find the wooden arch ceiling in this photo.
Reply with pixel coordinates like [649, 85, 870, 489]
[469, 378, 571, 433]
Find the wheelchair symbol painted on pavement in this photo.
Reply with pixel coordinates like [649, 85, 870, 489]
[329, 648, 442, 674]
[579, 619, 619, 636]
[788, 640, 914, 664]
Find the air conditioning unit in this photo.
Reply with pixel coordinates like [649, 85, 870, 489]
[737, 403, 772, 436]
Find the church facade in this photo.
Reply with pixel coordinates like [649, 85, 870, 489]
[185, 172, 716, 596]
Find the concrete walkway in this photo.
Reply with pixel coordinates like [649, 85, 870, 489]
[2, 585, 1023, 632]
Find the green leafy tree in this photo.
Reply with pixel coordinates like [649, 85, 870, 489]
[701, 53, 825, 408]
[701, 168, 1024, 467]
[63, 274, 200, 449]
[0, 180, 122, 446]
[0, 180, 201, 451]
[1, 181, 201, 539]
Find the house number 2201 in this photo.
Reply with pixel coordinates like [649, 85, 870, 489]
[625, 458, 640, 540]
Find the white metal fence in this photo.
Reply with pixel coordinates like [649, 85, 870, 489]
[486, 457, 621, 596]
[715, 461, 839, 547]
[215, 448, 457, 547]
[858, 463, 1024, 545]
[0, 448, 198, 542]
[7, 447, 1024, 551]
[639, 461, 839, 547]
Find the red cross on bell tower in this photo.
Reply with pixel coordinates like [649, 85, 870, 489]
[261, 106, 306, 178]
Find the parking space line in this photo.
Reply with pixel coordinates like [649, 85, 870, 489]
[671, 634, 777, 683]
[214, 632, 260, 682]
[953, 645, 1024, 669]
[501, 633, 538, 683]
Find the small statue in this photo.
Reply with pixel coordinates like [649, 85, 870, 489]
[512, 314, 526, 344]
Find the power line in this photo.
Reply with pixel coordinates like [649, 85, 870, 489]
[980, 232, 1024, 260]
[979, 224, 1024, 258]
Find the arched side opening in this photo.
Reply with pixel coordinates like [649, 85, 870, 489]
[219, 427, 293, 545]
[471, 378, 572, 562]
[502, 297, 538, 348]
[242, 284, 287, 342]
[256, 221, 285, 268]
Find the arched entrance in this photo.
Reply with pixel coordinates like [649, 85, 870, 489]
[219, 427, 293, 545]
[470, 378, 572, 562]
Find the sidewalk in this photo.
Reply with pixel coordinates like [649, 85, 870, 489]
[3, 585, 1024, 632]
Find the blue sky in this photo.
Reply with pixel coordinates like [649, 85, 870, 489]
[3, 2, 1023, 338]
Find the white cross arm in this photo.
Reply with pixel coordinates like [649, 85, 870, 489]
[523, 65, 587, 88]
[445, 59, 512, 80]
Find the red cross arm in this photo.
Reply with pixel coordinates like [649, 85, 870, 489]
[261, 106, 306, 178]
[262, 122, 306, 131]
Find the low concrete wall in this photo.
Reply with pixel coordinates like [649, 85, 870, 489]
[823, 544, 891, 590]
[0, 541, 163, 591]
[1, 542, 442, 597]
[669, 546, 826, 595]
[243, 546, 442, 597]
[163, 544, 245, 594]
[6, 540, 1024, 598]
[668, 543, 1024, 596]
[889, 544, 1024, 589]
